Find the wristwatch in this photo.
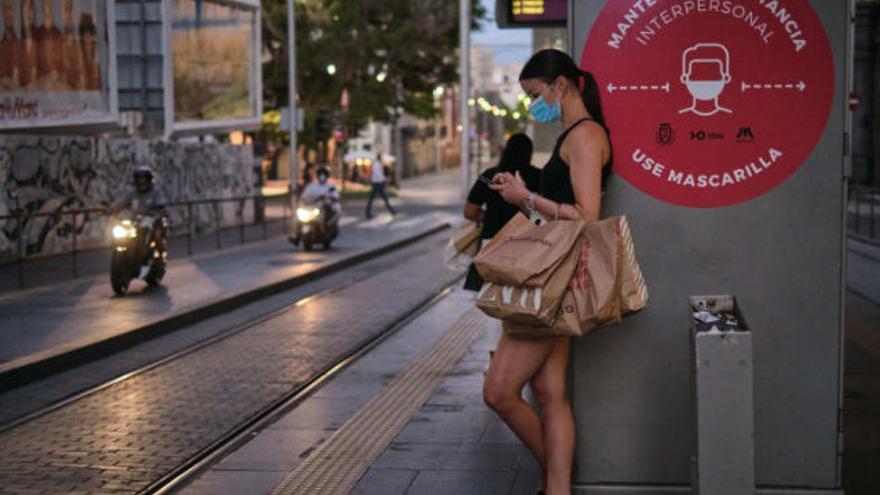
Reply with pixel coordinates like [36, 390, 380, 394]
[525, 192, 537, 214]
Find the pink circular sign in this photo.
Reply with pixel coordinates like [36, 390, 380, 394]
[582, 0, 835, 208]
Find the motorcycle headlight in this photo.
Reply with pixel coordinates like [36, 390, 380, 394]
[296, 207, 321, 222]
[112, 221, 137, 239]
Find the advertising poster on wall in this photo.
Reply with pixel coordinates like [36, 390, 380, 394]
[169, 0, 259, 131]
[0, 0, 116, 129]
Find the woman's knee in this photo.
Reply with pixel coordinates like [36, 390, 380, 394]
[483, 380, 518, 412]
[532, 382, 568, 411]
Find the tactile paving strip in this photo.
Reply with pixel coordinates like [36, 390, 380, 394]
[270, 309, 484, 495]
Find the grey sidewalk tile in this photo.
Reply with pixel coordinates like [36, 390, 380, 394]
[394, 411, 491, 444]
[372, 445, 521, 472]
[212, 428, 327, 472]
[350, 468, 418, 495]
[266, 396, 366, 432]
[177, 470, 285, 495]
[456, 442, 531, 455]
[406, 469, 515, 495]
[510, 469, 543, 495]
[515, 451, 542, 471]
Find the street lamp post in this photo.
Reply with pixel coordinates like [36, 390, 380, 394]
[459, 0, 470, 197]
[287, 0, 298, 199]
[434, 86, 444, 175]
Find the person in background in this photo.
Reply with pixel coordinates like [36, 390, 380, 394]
[111, 165, 167, 217]
[301, 165, 341, 222]
[462, 133, 540, 291]
[365, 152, 396, 219]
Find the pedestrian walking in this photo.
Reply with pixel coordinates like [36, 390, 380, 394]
[365, 153, 396, 219]
[462, 133, 540, 291]
[483, 48, 612, 495]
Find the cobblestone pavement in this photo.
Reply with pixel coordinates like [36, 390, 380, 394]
[0, 234, 463, 494]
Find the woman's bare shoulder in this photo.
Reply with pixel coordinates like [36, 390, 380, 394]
[569, 119, 608, 144]
[562, 120, 610, 160]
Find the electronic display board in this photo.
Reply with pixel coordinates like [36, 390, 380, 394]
[496, 0, 566, 28]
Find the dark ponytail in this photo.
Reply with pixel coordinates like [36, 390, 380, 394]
[519, 49, 607, 129]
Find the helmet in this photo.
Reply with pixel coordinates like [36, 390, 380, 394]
[133, 165, 154, 193]
[316, 165, 330, 184]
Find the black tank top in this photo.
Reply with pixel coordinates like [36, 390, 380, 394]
[539, 117, 611, 205]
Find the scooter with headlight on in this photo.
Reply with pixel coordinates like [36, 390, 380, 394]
[110, 213, 168, 295]
[290, 195, 339, 251]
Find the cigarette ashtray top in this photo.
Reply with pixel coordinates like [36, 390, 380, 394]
[689, 295, 749, 334]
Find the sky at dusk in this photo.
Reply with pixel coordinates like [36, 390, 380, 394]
[471, 0, 534, 65]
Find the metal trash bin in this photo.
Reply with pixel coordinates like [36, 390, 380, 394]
[690, 295, 754, 495]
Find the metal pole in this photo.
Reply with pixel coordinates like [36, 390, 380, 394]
[238, 199, 245, 244]
[459, 0, 470, 198]
[15, 198, 24, 290]
[71, 211, 78, 278]
[283, 191, 290, 236]
[260, 197, 267, 240]
[854, 187, 861, 234]
[187, 202, 193, 256]
[214, 200, 221, 250]
[477, 107, 483, 172]
[872, 187, 876, 239]
[287, 0, 298, 206]
[436, 113, 442, 175]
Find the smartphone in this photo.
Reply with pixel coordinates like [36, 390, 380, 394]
[478, 176, 494, 186]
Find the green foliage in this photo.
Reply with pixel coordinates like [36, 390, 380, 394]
[261, 0, 486, 147]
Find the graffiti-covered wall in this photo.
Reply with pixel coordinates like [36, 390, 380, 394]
[0, 135, 254, 262]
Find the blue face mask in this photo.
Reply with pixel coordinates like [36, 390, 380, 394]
[528, 95, 561, 123]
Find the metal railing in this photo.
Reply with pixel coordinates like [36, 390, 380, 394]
[848, 184, 879, 243]
[0, 192, 292, 290]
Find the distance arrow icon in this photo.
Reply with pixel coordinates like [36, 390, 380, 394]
[741, 81, 807, 93]
[606, 82, 671, 94]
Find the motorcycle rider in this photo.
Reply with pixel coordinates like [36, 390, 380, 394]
[111, 165, 168, 217]
[300, 165, 341, 224]
[110, 165, 169, 264]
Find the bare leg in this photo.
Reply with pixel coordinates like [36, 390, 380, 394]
[531, 336, 574, 495]
[483, 332, 555, 491]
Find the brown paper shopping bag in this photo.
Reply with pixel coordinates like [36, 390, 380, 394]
[474, 214, 585, 287]
[443, 221, 482, 271]
[475, 232, 581, 327]
[618, 216, 649, 314]
[502, 216, 624, 337]
[452, 221, 481, 256]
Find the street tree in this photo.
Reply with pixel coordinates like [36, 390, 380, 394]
[261, 0, 486, 151]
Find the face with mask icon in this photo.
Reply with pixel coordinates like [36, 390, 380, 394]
[679, 43, 732, 117]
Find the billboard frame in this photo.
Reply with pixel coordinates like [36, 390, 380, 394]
[0, 0, 119, 132]
[162, 0, 262, 137]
